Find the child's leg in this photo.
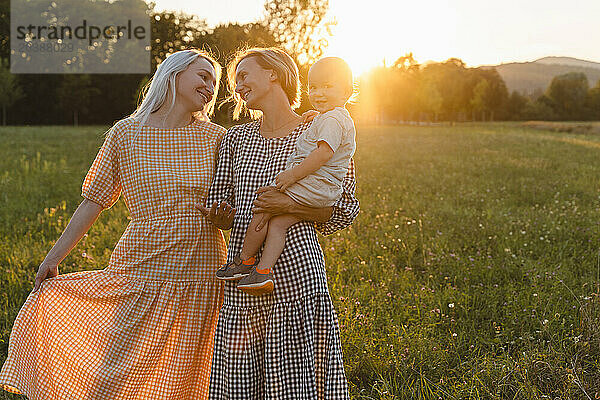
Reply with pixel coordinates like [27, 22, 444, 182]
[239, 212, 271, 261]
[255, 214, 302, 274]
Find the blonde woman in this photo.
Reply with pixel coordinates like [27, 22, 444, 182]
[199, 47, 359, 399]
[0, 49, 228, 400]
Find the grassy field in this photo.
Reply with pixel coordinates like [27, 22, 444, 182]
[0, 123, 599, 399]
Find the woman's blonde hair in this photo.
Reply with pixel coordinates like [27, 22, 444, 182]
[129, 49, 221, 139]
[226, 47, 301, 120]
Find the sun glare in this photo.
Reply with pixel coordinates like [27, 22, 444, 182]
[323, 0, 458, 77]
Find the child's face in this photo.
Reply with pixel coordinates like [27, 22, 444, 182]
[308, 64, 348, 113]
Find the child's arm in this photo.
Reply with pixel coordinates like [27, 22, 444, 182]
[275, 141, 334, 191]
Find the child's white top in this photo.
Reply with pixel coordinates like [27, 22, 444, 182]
[286, 106, 356, 186]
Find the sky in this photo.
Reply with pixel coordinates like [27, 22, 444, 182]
[152, 0, 600, 76]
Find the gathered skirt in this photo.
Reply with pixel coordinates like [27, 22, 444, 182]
[0, 269, 224, 400]
[209, 291, 349, 399]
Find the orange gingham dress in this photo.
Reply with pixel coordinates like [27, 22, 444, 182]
[0, 117, 228, 400]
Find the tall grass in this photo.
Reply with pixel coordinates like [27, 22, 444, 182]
[0, 123, 599, 399]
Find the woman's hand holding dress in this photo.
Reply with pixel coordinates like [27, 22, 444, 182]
[33, 260, 59, 292]
[32, 198, 103, 292]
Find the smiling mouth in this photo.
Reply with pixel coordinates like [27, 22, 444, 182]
[196, 89, 209, 103]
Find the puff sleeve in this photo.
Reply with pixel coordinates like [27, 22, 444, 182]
[314, 116, 343, 153]
[81, 126, 122, 209]
[206, 127, 235, 208]
[314, 157, 360, 235]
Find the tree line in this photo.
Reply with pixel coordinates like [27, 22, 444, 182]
[0, 0, 328, 126]
[355, 54, 600, 123]
[0, 0, 598, 126]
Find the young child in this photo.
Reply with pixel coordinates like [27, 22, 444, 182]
[217, 56, 356, 296]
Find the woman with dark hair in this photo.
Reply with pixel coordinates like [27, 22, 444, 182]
[199, 47, 359, 399]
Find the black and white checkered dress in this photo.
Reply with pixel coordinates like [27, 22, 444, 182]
[206, 119, 359, 399]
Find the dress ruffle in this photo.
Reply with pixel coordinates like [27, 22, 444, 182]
[206, 121, 355, 399]
[0, 270, 223, 400]
[209, 293, 348, 399]
[1, 119, 229, 399]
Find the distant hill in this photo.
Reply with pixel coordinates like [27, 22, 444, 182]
[534, 56, 600, 69]
[486, 57, 600, 95]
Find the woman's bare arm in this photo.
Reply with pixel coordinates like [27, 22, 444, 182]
[252, 187, 332, 230]
[33, 199, 104, 292]
[254, 158, 359, 234]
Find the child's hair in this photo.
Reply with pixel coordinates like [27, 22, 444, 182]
[226, 47, 301, 120]
[309, 57, 356, 103]
[129, 49, 221, 139]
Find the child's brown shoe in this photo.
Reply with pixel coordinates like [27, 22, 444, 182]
[236, 268, 274, 296]
[216, 255, 255, 281]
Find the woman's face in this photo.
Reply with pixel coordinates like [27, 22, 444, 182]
[175, 57, 217, 112]
[234, 57, 274, 110]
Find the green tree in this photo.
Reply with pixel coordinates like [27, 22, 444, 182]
[0, 58, 24, 126]
[356, 57, 515, 123]
[355, 66, 390, 123]
[418, 79, 443, 121]
[522, 94, 556, 120]
[421, 59, 472, 121]
[0, 0, 8, 60]
[470, 79, 490, 121]
[151, 10, 210, 70]
[506, 91, 529, 120]
[262, 0, 330, 66]
[470, 68, 508, 121]
[389, 54, 420, 121]
[546, 72, 589, 120]
[57, 75, 101, 126]
[203, 23, 276, 61]
[586, 80, 600, 120]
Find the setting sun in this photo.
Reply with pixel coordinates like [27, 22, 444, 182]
[323, 0, 457, 77]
